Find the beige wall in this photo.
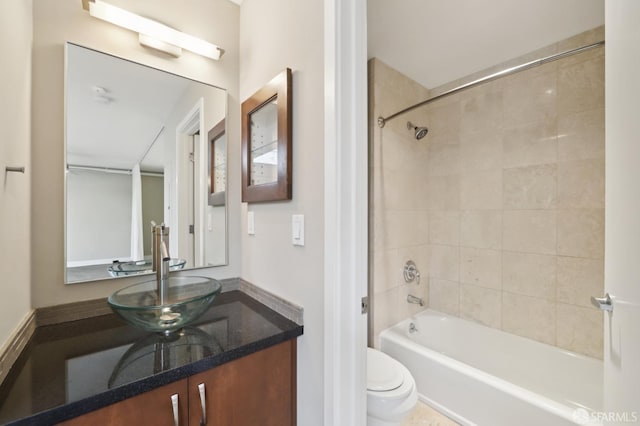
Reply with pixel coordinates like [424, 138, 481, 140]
[31, 0, 240, 307]
[370, 28, 605, 359]
[239, 0, 325, 423]
[0, 0, 33, 349]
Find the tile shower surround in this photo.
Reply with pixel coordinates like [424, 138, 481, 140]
[370, 27, 604, 359]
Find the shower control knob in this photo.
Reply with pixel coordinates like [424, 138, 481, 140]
[404, 260, 421, 284]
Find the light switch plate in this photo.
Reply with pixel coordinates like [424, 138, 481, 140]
[292, 214, 304, 246]
[248, 211, 255, 235]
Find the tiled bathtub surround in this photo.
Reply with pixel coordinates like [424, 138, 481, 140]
[369, 27, 604, 358]
[369, 59, 431, 343]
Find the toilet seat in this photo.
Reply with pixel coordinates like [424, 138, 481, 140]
[367, 348, 403, 391]
[366, 348, 414, 400]
[366, 348, 418, 425]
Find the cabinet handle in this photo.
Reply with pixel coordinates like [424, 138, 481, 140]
[198, 383, 207, 425]
[171, 393, 179, 426]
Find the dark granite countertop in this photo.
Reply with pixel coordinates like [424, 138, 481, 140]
[0, 290, 303, 425]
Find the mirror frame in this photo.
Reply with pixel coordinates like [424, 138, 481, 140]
[241, 68, 292, 203]
[208, 118, 226, 206]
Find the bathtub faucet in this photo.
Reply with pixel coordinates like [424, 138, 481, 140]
[407, 294, 424, 306]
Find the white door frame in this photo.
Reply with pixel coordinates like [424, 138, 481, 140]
[324, 0, 368, 424]
[604, 1, 640, 422]
[175, 99, 206, 268]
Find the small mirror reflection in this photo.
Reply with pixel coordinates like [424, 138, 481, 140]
[249, 98, 278, 186]
[213, 134, 227, 194]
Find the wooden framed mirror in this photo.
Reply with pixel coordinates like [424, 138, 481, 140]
[208, 119, 226, 206]
[241, 68, 292, 203]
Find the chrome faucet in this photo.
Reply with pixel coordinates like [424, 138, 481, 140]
[151, 222, 171, 304]
[407, 294, 424, 306]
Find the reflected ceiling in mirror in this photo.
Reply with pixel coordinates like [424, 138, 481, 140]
[65, 43, 227, 284]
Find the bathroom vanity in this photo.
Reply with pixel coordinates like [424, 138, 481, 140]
[0, 290, 303, 425]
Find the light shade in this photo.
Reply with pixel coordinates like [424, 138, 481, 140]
[85, 0, 223, 60]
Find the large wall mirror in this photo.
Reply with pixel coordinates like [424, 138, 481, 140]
[65, 43, 227, 284]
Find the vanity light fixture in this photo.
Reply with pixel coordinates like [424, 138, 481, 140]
[81, 0, 224, 60]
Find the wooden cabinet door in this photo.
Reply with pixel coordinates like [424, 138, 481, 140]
[189, 340, 297, 426]
[59, 379, 189, 426]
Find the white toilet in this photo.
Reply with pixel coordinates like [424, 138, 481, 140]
[367, 347, 418, 426]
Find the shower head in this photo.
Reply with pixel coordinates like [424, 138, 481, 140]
[407, 121, 429, 140]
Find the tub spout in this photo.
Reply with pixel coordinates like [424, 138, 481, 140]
[407, 294, 424, 306]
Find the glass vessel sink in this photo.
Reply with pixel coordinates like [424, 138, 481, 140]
[108, 276, 222, 335]
[107, 258, 187, 277]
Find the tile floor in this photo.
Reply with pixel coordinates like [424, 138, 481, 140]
[402, 401, 461, 426]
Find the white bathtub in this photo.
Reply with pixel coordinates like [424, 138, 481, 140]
[379, 309, 603, 426]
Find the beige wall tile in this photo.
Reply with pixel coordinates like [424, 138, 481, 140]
[371, 248, 399, 294]
[378, 169, 430, 211]
[459, 130, 503, 173]
[460, 284, 502, 328]
[428, 143, 460, 177]
[504, 68, 557, 126]
[502, 292, 556, 345]
[503, 120, 557, 169]
[557, 303, 603, 359]
[428, 175, 460, 210]
[503, 164, 557, 209]
[425, 100, 461, 146]
[557, 108, 605, 162]
[460, 90, 503, 136]
[378, 127, 430, 172]
[370, 211, 386, 253]
[460, 247, 502, 290]
[460, 171, 503, 210]
[460, 210, 502, 249]
[557, 209, 604, 258]
[503, 210, 556, 255]
[429, 278, 460, 316]
[502, 251, 556, 300]
[372, 286, 401, 342]
[371, 60, 431, 345]
[558, 56, 604, 116]
[557, 158, 605, 209]
[382, 210, 429, 250]
[429, 211, 460, 245]
[557, 256, 604, 308]
[428, 244, 459, 281]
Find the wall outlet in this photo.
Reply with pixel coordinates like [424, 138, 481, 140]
[292, 214, 304, 246]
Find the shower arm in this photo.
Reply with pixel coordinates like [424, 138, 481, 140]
[377, 40, 604, 128]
